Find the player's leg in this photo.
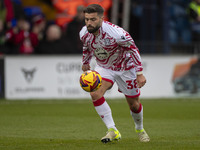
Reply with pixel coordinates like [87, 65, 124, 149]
[90, 80, 112, 100]
[91, 66, 121, 143]
[126, 96, 143, 130]
[115, 68, 149, 142]
[126, 96, 150, 142]
[90, 80, 115, 130]
[90, 80, 121, 143]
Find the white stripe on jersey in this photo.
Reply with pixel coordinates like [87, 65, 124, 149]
[79, 21, 143, 72]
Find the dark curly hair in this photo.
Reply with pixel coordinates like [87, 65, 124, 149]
[83, 4, 104, 16]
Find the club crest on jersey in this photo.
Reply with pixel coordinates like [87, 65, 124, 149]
[87, 41, 91, 45]
[121, 36, 125, 40]
[104, 38, 111, 46]
[94, 48, 109, 60]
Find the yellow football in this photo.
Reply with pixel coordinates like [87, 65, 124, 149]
[80, 70, 102, 92]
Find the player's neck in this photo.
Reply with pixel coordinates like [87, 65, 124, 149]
[93, 29, 100, 36]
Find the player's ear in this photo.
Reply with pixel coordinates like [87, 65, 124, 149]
[101, 16, 104, 21]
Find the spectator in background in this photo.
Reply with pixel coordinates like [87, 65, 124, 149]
[4, 19, 18, 54]
[2, 0, 39, 55]
[0, 0, 6, 21]
[3, 0, 14, 27]
[31, 14, 47, 41]
[64, 5, 85, 54]
[11, 0, 26, 20]
[0, 19, 6, 54]
[0, 0, 7, 54]
[14, 18, 38, 54]
[35, 24, 70, 54]
[129, 0, 143, 40]
[21, 0, 56, 22]
[188, 0, 200, 42]
[169, 0, 191, 44]
[4, 0, 26, 29]
[52, 0, 85, 30]
[5, 17, 38, 54]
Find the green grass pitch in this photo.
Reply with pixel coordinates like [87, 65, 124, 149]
[0, 98, 200, 150]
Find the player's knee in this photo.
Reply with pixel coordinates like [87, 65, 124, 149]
[90, 91, 102, 100]
[130, 103, 140, 112]
[126, 97, 140, 111]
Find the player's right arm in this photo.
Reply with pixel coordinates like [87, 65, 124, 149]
[79, 26, 93, 72]
[82, 64, 91, 72]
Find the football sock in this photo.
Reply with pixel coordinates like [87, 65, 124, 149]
[93, 97, 117, 130]
[130, 103, 144, 131]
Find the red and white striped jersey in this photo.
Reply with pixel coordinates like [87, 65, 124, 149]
[79, 21, 143, 72]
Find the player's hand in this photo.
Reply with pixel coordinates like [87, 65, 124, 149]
[136, 74, 146, 88]
[82, 64, 91, 72]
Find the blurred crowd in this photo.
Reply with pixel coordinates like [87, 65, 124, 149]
[0, 0, 112, 55]
[131, 0, 200, 42]
[0, 0, 200, 55]
[168, 0, 200, 44]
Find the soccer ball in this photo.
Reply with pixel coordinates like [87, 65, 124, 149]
[80, 70, 102, 92]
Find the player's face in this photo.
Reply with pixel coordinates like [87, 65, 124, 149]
[85, 12, 103, 35]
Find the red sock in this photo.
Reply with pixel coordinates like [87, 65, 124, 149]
[93, 97, 105, 106]
[92, 97, 116, 130]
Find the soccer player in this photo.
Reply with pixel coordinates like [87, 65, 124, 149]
[79, 4, 150, 143]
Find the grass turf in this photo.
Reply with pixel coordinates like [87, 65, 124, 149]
[0, 98, 200, 150]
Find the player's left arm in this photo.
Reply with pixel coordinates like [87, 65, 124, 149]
[117, 31, 146, 88]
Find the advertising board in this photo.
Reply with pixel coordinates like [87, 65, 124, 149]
[5, 55, 197, 99]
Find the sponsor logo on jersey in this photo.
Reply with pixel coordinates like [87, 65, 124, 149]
[94, 48, 109, 60]
[121, 36, 125, 40]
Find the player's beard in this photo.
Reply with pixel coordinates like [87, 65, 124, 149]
[87, 25, 100, 33]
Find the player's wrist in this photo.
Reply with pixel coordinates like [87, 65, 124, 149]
[136, 71, 143, 75]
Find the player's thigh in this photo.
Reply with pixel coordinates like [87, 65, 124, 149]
[90, 80, 113, 100]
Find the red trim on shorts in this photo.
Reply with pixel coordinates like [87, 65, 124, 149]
[93, 97, 105, 106]
[125, 91, 140, 98]
[131, 103, 142, 113]
[102, 78, 114, 85]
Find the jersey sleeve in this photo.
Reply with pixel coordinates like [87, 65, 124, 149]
[114, 28, 143, 73]
[79, 26, 93, 65]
